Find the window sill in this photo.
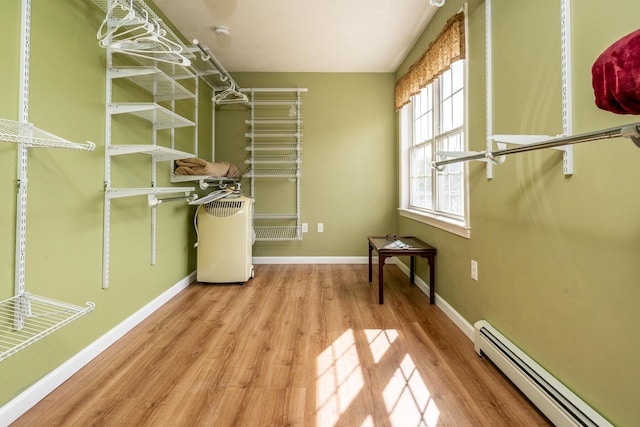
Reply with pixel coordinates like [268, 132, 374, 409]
[398, 208, 470, 239]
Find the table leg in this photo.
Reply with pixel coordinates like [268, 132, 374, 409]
[428, 255, 435, 304]
[378, 254, 385, 304]
[410, 256, 415, 285]
[368, 242, 373, 283]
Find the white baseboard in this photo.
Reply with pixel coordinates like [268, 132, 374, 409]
[253, 256, 373, 264]
[392, 258, 474, 341]
[0, 271, 196, 427]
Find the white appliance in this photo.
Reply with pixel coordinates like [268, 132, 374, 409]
[195, 194, 254, 283]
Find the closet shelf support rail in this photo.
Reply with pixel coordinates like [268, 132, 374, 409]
[433, 122, 640, 170]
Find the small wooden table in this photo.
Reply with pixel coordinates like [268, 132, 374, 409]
[368, 235, 437, 305]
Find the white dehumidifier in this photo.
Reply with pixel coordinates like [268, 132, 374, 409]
[195, 193, 254, 283]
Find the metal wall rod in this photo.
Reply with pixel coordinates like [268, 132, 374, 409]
[241, 88, 309, 93]
[193, 39, 236, 85]
[148, 194, 197, 207]
[433, 122, 640, 169]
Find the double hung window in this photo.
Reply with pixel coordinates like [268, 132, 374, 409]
[396, 12, 469, 237]
[402, 64, 468, 235]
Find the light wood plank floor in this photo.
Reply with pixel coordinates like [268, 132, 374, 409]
[14, 264, 550, 426]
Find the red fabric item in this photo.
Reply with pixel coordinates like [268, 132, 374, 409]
[592, 29, 640, 115]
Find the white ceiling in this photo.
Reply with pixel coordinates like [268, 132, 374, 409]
[153, 0, 439, 73]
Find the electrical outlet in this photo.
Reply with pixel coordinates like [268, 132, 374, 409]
[317, 223, 324, 233]
[471, 260, 478, 281]
[302, 223, 308, 233]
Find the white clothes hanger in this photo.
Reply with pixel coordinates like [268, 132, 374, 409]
[98, 1, 191, 66]
[214, 83, 248, 105]
[97, 0, 149, 48]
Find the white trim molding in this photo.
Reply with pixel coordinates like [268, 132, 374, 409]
[0, 272, 196, 426]
[399, 208, 471, 239]
[253, 256, 377, 264]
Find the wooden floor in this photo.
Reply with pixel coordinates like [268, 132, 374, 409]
[14, 264, 550, 427]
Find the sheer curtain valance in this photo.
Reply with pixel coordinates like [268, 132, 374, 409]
[395, 12, 465, 111]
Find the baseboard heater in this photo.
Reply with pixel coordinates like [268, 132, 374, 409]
[473, 321, 613, 427]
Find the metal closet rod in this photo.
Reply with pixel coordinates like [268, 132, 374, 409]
[192, 39, 236, 85]
[147, 194, 197, 207]
[240, 88, 309, 93]
[433, 122, 640, 169]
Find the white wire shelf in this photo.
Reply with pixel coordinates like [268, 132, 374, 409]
[250, 100, 301, 106]
[106, 187, 195, 199]
[245, 132, 302, 138]
[109, 67, 195, 101]
[254, 213, 299, 220]
[254, 226, 301, 241]
[244, 169, 299, 178]
[109, 103, 195, 129]
[127, 56, 197, 81]
[0, 293, 95, 362]
[108, 145, 195, 161]
[245, 155, 300, 165]
[246, 119, 302, 125]
[0, 118, 95, 151]
[245, 144, 300, 151]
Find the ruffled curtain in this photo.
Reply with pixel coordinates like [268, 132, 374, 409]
[394, 12, 466, 111]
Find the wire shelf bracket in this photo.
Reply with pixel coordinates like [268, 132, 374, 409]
[0, 294, 95, 362]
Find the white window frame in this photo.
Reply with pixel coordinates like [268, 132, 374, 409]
[399, 60, 470, 239]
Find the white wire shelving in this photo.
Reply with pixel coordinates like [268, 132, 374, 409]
[244, 131, 303, 138]
[255, 213, 298, 220]
[0, 294, 95, 362]
[2, 0, 96, 363]
[109, 103, 195, 129]
[109, 67, 195, 101]
[96, 0, 201, 288]
[108, 144, 194, 161]
[244, 168, 300, 179]
[244, 88, 306, 241]
[0, 118, 95, 151]
[244, 155, 300, 165]
[254, 226, 300, 241]
[245, 144, 300, 152]
[0, 119, 96, 362]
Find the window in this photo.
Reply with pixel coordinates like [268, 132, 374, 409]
[399, 60, 469, 238]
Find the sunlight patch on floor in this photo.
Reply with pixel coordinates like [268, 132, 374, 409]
[383, 353, 440, 427]
[316, 329, 364, 426]
[316, 329, 440, 427]
[364, 329, 398, 363]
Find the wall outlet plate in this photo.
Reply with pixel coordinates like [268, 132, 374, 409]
[471, 260, 478, 281]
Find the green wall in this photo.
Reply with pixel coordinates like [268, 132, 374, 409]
[0, 0, 208, 405]
[397, 1, 640, 425]
[3, 0, 638, 425]
[216, 73, 398, 257]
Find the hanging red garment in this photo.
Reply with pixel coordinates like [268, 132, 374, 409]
[592, 28, 640, 115]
